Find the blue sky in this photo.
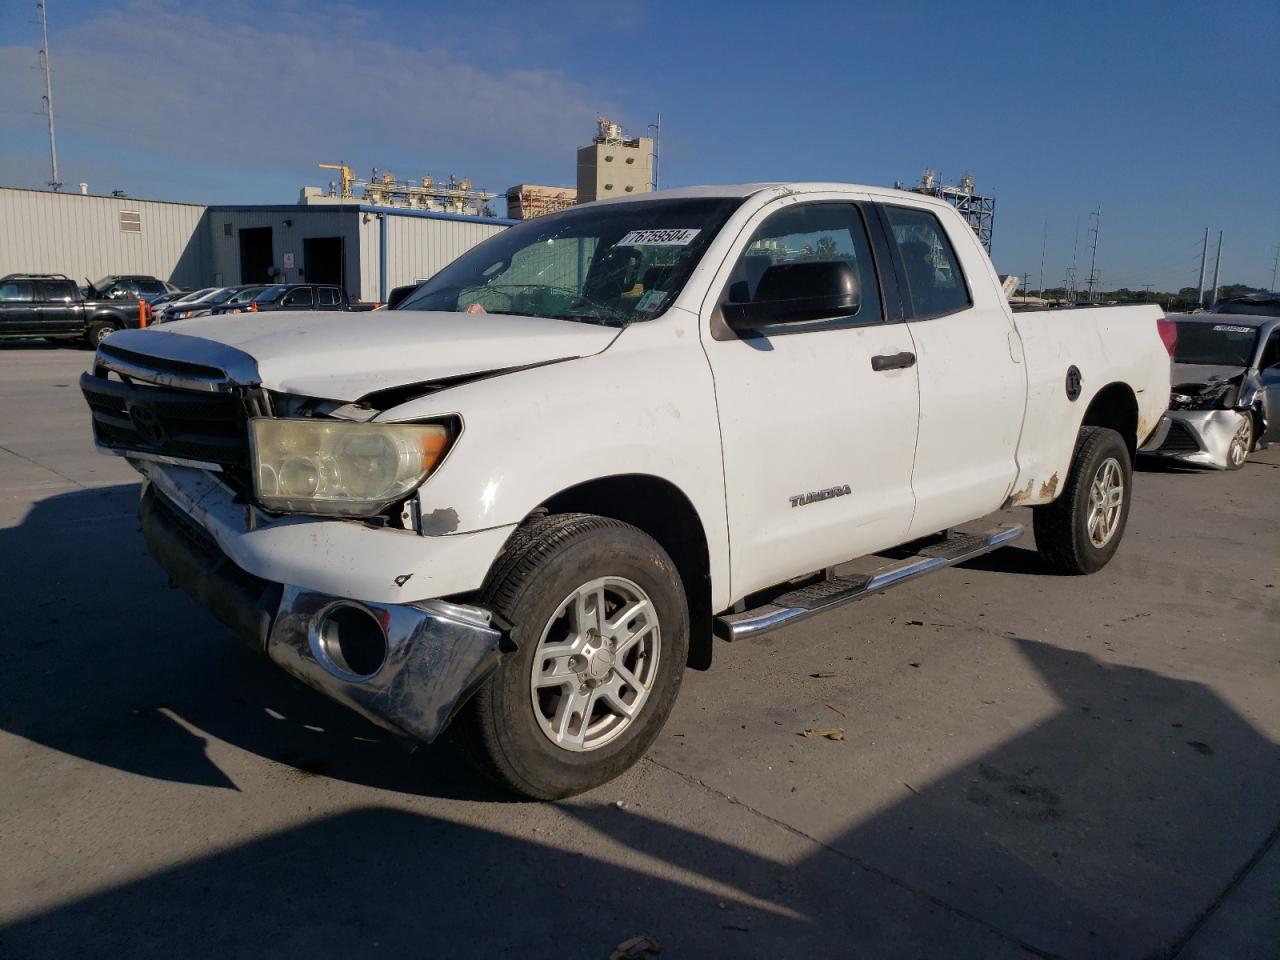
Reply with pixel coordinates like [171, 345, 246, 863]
[2, 0, 1277, 291]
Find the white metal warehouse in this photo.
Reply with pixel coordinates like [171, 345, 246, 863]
[0, 186, 513, 301]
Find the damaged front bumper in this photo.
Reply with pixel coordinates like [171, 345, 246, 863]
[1141, 408, 1251, 470]
[139, 484, 503, 743]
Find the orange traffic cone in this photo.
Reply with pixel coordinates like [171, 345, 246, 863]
[250, 300, 259, 313]
[139, 299, 149, 328]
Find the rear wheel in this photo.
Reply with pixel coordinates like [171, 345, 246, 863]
[1033, 426, 1132, 575]
[83, 321, 117, 349]
[456, 513, 689, 800]
[1225, 415, 1253, 471]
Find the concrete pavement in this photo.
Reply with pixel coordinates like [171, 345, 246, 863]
[1, 345, 1276, 959]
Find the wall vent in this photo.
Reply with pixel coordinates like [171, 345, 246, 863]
[119, 211, 142, 233]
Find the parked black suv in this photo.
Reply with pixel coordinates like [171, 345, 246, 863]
[0, 273, 147, 347]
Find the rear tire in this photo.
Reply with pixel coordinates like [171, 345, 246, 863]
[456, 513, 689, 800]
[1032, 426, 1132, 575]
[83, 321, 117, 349]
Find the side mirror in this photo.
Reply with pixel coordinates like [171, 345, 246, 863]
[386, 284, 417, 309]
[722, 260, 860, 330]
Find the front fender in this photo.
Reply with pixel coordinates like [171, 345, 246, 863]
[381, 314, 733, 610]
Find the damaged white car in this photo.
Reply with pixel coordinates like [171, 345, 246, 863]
[81, 182, 1172, 799]
[1145, 307, 1280, 470]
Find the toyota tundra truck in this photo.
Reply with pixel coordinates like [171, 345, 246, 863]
[80, 183, 1172, 799]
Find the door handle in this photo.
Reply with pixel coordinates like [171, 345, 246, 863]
[871, 351, 916, 372]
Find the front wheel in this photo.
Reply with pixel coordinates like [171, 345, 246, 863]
[1225, 414, 1253, 471]
[456, 513, 689, 800]
[1032, 426, 1133, 575]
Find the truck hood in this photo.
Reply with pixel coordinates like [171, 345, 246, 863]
[128, 310, 619, 400]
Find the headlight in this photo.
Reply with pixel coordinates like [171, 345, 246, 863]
[250, 418, 451, 515]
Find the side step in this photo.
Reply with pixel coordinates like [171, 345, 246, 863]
[713, 525, 1023, 642]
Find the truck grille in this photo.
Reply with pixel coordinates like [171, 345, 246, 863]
[79, 346, 262, 487]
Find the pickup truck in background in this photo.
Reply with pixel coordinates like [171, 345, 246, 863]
[80, 182, 1171, 799]
[1, 273, 147, 347]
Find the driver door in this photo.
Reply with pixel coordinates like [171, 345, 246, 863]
[700, 198, 920, 600]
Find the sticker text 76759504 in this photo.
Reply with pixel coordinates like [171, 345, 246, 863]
[617, 228, 701, 247]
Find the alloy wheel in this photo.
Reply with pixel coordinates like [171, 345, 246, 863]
[1086, 456, 1125, 548]
[529, 576, 660, 752]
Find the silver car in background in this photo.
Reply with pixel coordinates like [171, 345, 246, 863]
[1145, 301, 1280, 470]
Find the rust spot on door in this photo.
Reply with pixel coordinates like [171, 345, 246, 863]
[1038, 473, 1059, 499]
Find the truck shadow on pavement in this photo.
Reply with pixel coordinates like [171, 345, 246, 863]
[0, 484, 506, 800]
[3, 486, 1279, 958]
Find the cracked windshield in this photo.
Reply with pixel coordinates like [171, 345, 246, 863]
[398, 197, 742, 325]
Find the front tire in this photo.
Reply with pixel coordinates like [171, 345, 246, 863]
[1225, 414, 1253, 471]
[1033, 426, 1133, 575]
[457, 513, 689, 800]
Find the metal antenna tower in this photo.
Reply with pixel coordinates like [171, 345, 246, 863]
[1065, 216, 1080, 301]
[648, 112, 661, 191]
[1084, 208, 1102, 302]
[37, 1, 61, 191]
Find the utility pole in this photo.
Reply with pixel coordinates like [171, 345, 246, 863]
[1196, 227, 1209, 309]
[1085, 208, 1101, 303]
[1141, 283, 1153, 302]
[37, 1, 60, 191]
[1066, 216, 1080, 302]
[1038, 217, 1047, 299]
[648, 112, 661, 191]
[1270, 243, 1279, 293]
[1209, 230, 1223, 306]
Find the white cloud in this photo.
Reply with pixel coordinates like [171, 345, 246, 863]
[0, 0, 620, 195]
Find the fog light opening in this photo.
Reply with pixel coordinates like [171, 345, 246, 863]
[315, 603, 387, 679]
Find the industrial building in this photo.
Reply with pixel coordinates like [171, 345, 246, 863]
[575, 118, 654, 204]
[0, 186, 512, 302]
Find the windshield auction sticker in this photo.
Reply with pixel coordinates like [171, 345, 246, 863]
[1213, 325, 1253, 334]
[618, 228, 700, 246]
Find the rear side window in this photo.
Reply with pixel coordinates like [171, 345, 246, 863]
[138, 281, 165, 296]
[1, 281, 34, 301]
[283, 287, 314, 307]
[884, 206, 972, 319]
[317, 287, 338, 306]
[37, 280, 77, 301]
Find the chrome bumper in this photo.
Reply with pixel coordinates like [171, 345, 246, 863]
[268, 588, 502, 743]
[139, 485, 503, 743]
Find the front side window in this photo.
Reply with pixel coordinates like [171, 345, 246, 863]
[37, 280, 76, 302]
[723, 202, 882, 324]
[283, 288, 314, 307]
[885, 206, 972, 319]
[399, 196, 743, 326]
[253, 285, 288, 304]
[1258, 330, 1280, 369]
[0, 281, 34, 302]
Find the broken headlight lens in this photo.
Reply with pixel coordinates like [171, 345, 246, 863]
[250, 418, 450, 516]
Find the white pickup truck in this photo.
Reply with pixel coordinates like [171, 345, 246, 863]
[81, 183, 1171, 799]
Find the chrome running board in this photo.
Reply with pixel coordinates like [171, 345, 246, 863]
[713, 525, 1024, 642]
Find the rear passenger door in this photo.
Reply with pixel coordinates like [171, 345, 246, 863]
[35, 280, 80, 333]
[0, 280, 39, 334]
[281, 287, 314, 310]
[877, 201, 1026, 537]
